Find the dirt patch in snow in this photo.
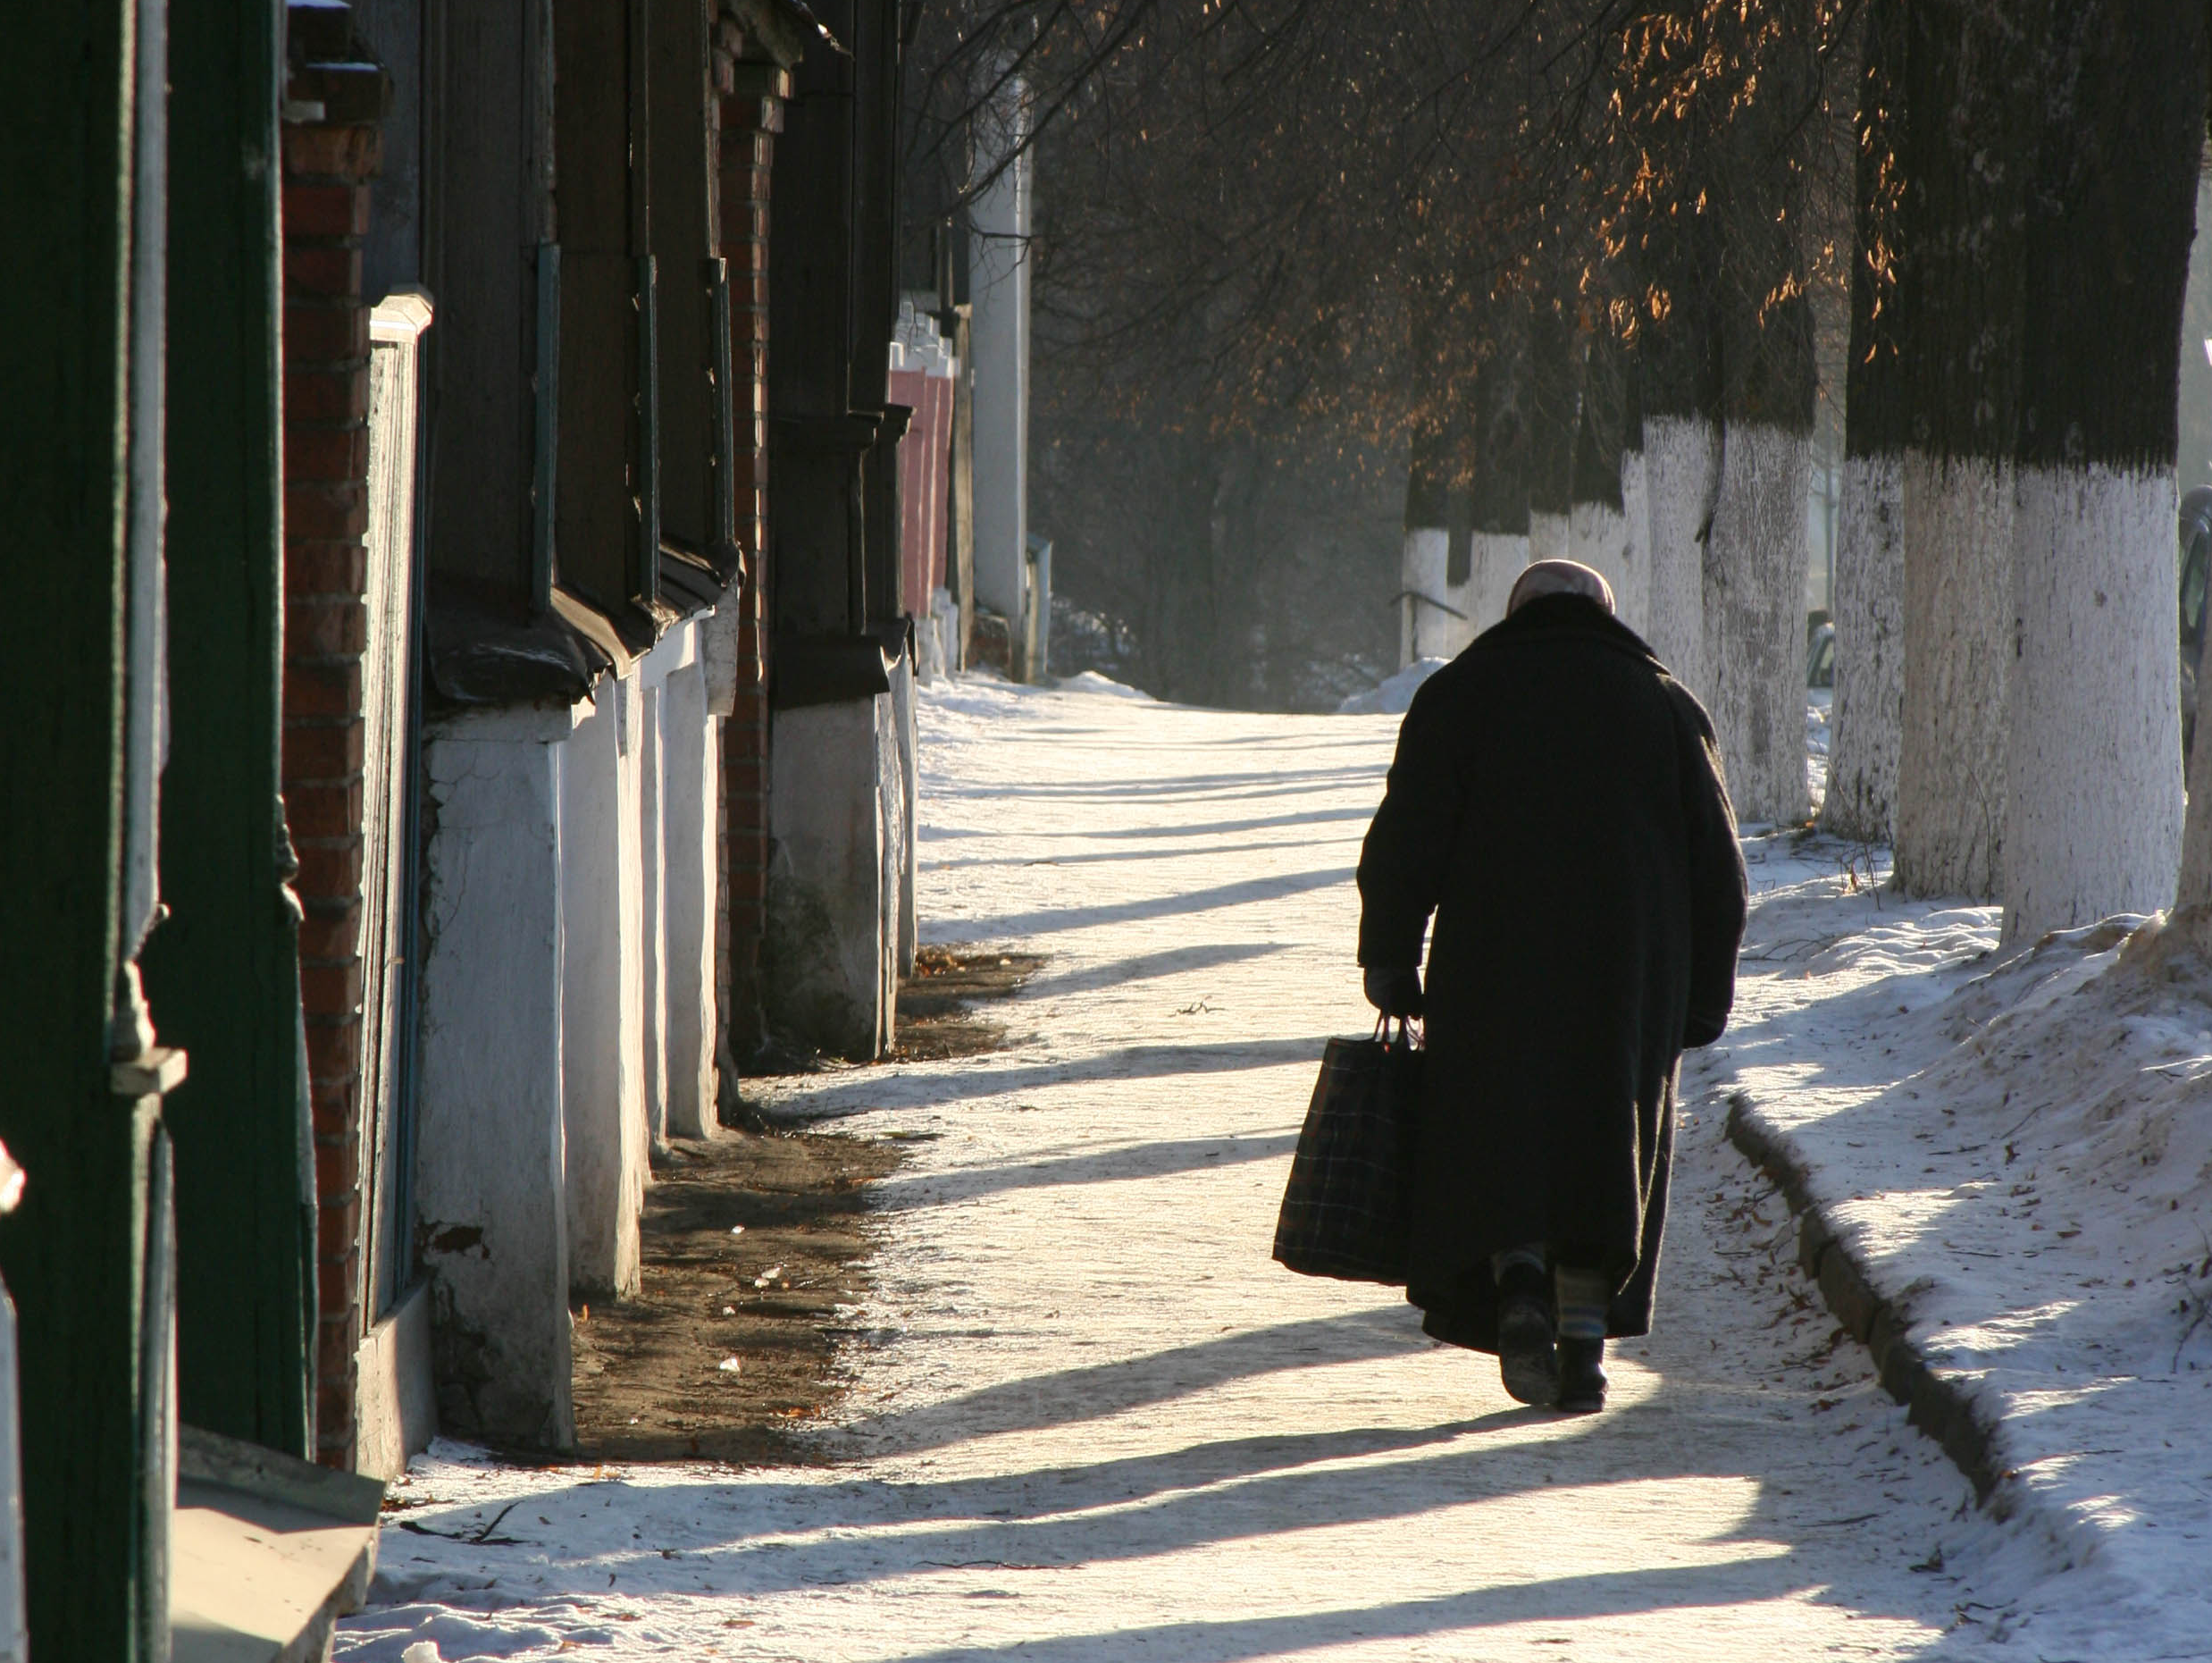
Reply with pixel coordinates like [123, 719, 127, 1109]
[889, 943, 1045, 1061]
[570, 1129, 904, 1465]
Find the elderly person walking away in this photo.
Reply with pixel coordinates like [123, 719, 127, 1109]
[1356, 559, 1747, 1413]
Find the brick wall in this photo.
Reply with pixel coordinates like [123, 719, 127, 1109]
[714, 36, 788, 1062]
[280, 62, 384, 1469]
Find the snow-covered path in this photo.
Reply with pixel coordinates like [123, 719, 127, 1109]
[345, 679, 2012, 1661]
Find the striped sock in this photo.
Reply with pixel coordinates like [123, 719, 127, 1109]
[1491, 1245, 1547, 1287]
[1554, 1264, 1612, 1341]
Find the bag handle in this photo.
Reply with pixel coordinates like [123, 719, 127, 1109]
[1371, 1013, 1424, 1050]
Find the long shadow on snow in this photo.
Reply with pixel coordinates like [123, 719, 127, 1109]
[869, 1132, 1297, 1212]
[924, 835, 1359, 874]
[774, 1036, 1328, 1121]
[951, 765, 1379, 802]
[845, 1307, 1426, 1457]
[1026, 941, 1291, 997]
[953, 866, 1352, 944]
[388, 1385, 1870, 1629]
[921, 805, 1375, 845]
[877, 1562, 1822, 1663]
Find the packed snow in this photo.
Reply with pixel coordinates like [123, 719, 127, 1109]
[1336, 656, 1446, 714]
[339, 676, 2208, 1661]
[1052, 669, 1153, 701]
[1807, 689, 1831, 811]
[1708, 833, 2212, 1661]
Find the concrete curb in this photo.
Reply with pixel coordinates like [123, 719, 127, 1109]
[1722, 1089, 2019, 1517]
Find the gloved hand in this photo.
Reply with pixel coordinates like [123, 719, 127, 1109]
[1362, 964, 1424, 1019]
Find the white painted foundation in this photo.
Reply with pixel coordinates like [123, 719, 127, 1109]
[560, 675, 647, 1301]
[638, 679, 667, 1150]
[1822, 451, 1903, 841]
[661, 660, 718, 1139]
[892, 657, 919, 978]
[415, 702, 577, 1449]
[411, 609, 727, 1440]
[2004, 464, 2184, 939]
[1895, 450, 2013, 898]
[767, 695, 897, 1059]
[1643, 414, 1720, 696]
[1702, 421, 1812, 825]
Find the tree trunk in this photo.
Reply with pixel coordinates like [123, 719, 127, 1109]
[1638, 197, 1722, 697]
[1888, 0, 2038, 897]
[1821, 0, 1906, 843]
[1705, 412, 1815, 825]
[1615, 362, 1650, 634]
[1569, 331, 1632, 616]
[1701, 21, 1819, 826]
[2004, 0, 2201, 938]
[1466, 309, 1533, 634]
[1644, 415, 1719, 692]
[1526, 298, 1576, 564]
[1400, 423, 1455, 664]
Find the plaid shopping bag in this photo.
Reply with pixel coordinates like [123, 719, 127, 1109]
[1271, 1019, 1423, 1284]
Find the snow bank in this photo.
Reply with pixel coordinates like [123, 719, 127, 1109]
[1054, 668, 1153, 700]
[340, 689, 2201, 1662]
[1806, 693, 1831, 818]
[1336, 656, 1447, 715]
[1703, 835, 2212, 1659]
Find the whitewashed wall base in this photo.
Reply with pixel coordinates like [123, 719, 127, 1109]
[767, 697, 892, 1060]
[415, 705, 576, 1449]
[560, 676, 647, 1301]
[662, 659, 719, 1140]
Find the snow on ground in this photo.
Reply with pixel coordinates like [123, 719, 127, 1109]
[1336, 657, 1446, 714]
[1807, 690, 1831, 812]
[1054, 670, 1153, 701]
[341, 679, 2165, 1661]
[1708, 832, 2212, 1660]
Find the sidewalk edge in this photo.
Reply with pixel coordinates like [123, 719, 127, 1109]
[1722, 1088, 2022, 1516]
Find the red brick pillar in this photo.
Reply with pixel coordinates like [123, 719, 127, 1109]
[280, 67, 383, 1470]
[715, 38, 788, 1062]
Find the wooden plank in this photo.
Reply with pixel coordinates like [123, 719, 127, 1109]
[651, 0, 716, 559]
[151, 0, 314, 1481]
[554, 0, 645, 614]
[0, 0, 154, 1647]
[424, 0, 537, 592]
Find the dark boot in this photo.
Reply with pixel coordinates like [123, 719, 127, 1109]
[1495, 1264, 1557, 1407]
[1556, 1336, 1606, 1413]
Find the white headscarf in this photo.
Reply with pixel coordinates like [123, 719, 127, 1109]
[1507, 559, 1616, 617]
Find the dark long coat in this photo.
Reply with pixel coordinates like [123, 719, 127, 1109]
[1356, 593, 1747, 1352]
